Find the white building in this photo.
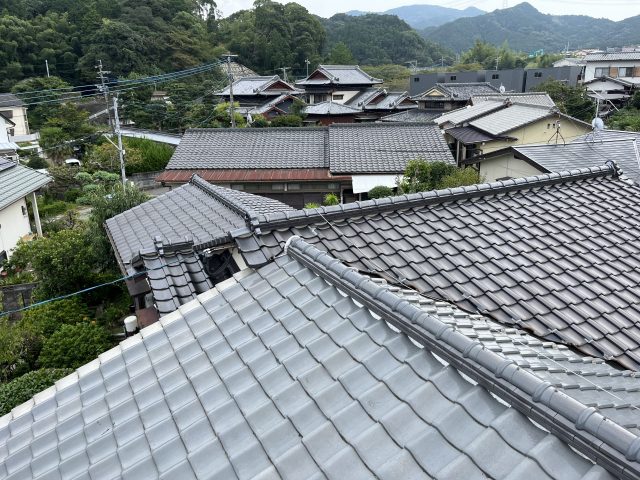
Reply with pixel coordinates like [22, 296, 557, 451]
[0, 93, 29, 137]
[583, 52, 640, 83]
[0, 113, 19, 160]
[0, 158, 50, 262]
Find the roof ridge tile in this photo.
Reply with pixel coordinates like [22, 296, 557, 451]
[256, 164, 618, 231]
[285, 237, 640, 475]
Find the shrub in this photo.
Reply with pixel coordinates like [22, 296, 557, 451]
[323, 193, 339, 206]
[399, 160, 480, 194]
[0, 369, 73, 416]
[38, 323, 113, 369]
[19, 298, 91, 338]
[270, 114, 303, 127]
[251, 116, 270, 128]
[368, 186, 394, 199]
[25, 155, 48, 170]
[36, 198, 70, 218]
[64, 189, 82, 203]
[304, 202, 321, 209]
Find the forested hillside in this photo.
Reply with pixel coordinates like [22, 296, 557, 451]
[423, 2, 640, 53]
[322, 14, 453, 66]
[347, 4, 484, 30]
[0, 0, 221, 90]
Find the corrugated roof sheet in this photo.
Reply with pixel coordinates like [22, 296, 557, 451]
[328, 123, 454, 174]
[105, 175, 292, 269]
[0, 239, 626, 479]
[435, 101, 506, 126]
[470, 104, 555, 135]
[0, 160, 51, 210]
[234, 164, 640, 371]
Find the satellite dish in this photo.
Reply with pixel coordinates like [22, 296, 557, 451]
[592, 117, 604, 130]
[499, 84, 506, 94]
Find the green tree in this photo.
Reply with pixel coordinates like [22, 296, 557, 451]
[368, 185, 394, 199]
[39, 104, 96, 162]
[38, 323, 113, 369]
[270, 114, 303, 127]
[327, 42, 355, 64]
[7, 228, 100, 299]
[11, 76, 74, 130]
[532, 79, 595, 122]
[0, 369, 73, 416]
[399, 160, 480, 193]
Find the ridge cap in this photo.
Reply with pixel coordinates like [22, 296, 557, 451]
[285, 238, 640, 475]
[255, 164, 618, 230]
[190, 174, 258, 225]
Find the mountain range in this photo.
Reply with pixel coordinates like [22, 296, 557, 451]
[346, 4, 484, 30]
[423, 2, 640, 52]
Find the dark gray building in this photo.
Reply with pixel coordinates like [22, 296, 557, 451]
[410, 66, 584, 96]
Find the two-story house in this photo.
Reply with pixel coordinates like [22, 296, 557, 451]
[583, 52, 640, 107]
[296, 65, 383, 105]
[0, 93, 29, 137]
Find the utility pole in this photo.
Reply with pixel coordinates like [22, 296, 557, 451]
[305, 59, 310, 78]
[495, 56, 500, 71]
[96, 60, 112, 127]
[113, 96, 126, 188]
[280, 67, 290, 83]
[223, 53, 238, 128]
[45, 60, 50, 78]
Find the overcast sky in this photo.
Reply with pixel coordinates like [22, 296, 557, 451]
[217, 0, 639, 22]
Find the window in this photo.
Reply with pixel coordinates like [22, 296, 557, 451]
[21, 205, 27, 216]
[271, 183, 285, 191]
[413, 77, 420, 82]
[1, 110, 12, 119]
[0, 251, 7, 265]
[450, 75, 457, 81]
[287, 183, 301, 190]
[594, 67, 610, 77]
[332, 94, 344, 100]
[534, 72, 542, 78]
[231, 184, 244, 190]
[619, 67, 634, 77]
[491, 74, 500, 80]
[327, 183, 339, 190]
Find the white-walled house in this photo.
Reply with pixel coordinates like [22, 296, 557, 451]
[583, 52, 640, 83]
[0, 93, 29, 137]
[0, 113, 19, 160]
[0, 158, 50, 262]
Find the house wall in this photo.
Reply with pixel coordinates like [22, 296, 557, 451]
[480, 117, 591, 155]
[524, 66, 584, 91]
[0, 106, 29, 136]
[330, 90, 361, 104]
[584, 60, 640, 82]
[0, 198, 31, 259]
[585, 78, 630, 93]
[477, 154, 543, 182]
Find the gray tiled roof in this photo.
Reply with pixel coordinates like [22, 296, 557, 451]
[217, 76, 298, 96]
[585, 52, 640, 61]
[512, 139, 640, 184]
[471, 92, 556, 107]
[105, 175, 292, 269]
[296, 65, 382, 86]
[165, 128, 329, 170]
[0, 159, 51, 210]
[416, 83, 500, 101]
[470, 104, 557, 136]
[227, 61, 258, 79]
[0, 93, 24, 108]
[573, 129, 640, 143]
[233, 164, 640, 371]
[133, 240, 213, 316]
[165, 124, 455, 174]
[365, 92, 415, 111]
[435, 100, 506, 126]
[0, 239, 627, 479]
[249, 94, 296, 115]
[328, 123, 454, 174]
[445, 126, 495, 144]
[303, 101, 361, 115]
[345, 88, 384, 107]
[380, 109, 441, 123]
